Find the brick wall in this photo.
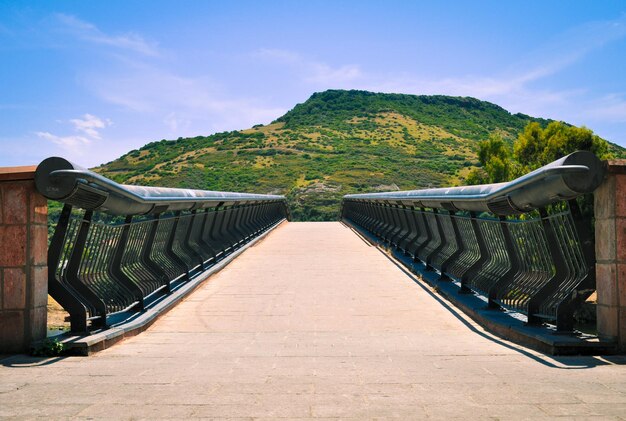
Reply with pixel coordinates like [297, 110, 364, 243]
[0, 166, 48, 353]
[595, 159, 626, 351]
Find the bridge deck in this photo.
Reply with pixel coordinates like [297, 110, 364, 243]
[1, 222, 625, 419]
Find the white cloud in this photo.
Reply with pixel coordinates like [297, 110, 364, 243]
[69, 113, 111, 138]
[305, 63, 362, 85]
[84, 62, 286, 135]
[254, 48, 300, 63]
[36, 113, 111, 157]
[36, 131, 91, 149]
[55, 13, 160, 56]
[254, 48, 363, 87]
[347, 15, 626, 125]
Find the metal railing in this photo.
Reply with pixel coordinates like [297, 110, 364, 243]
[36, 157, 289, 332]
[341, 151, 605, 331]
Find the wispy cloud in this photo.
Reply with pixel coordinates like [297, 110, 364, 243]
[36, 113, 111, 156]
[254, 15, 626, 123]
[36, 131, 91, 149]
[55, 13, 160, 56]
[69, 113, 111, 138]
[254, 48, 363, 87]
[342, 15, 626, 122]
[84, 60, 286, 134]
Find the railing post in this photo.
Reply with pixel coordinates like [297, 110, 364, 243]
[141, 214, 172, 294]
[487, 216, 520, 309]
[198, 208, 217, 265]
[399, 206, 418, 255]
[209, 205, 227, 256]
[410, 208, 430, 262]
[65, 210, 107, 328]
[47, 205, 88, 333]
[554, 199, 595, 331]
[460, 212, 488, 294]
[165, 211, 189, 281]
[439, 211, 464, 281]
[425, 209, 447, 271]
[109, 215, 145, 311]
[182, 210, 205, 272]
[527, 208, 569, 326]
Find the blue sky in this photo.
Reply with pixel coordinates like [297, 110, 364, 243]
[1, 1, 626, 167]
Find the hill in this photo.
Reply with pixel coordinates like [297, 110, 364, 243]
[96, 90, 626, 220]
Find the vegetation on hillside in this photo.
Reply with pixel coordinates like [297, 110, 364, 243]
[93, 90, 626, 221]
[466, 121, 616, 184]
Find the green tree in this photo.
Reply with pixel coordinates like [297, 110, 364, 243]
[514, 121, 610, 173]
[466, 133, 513, 184]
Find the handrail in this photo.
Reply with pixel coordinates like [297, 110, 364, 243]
[39, 156, 290, 333]
[344, 151, 605, 215]
[35, 157, 286, 216]
[341, 151, 604, 332]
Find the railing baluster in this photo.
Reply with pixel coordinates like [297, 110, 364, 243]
[527, 208, 570, 325]
[554, 199, 596, 331]
[439, 211, 463, 281]
[109, 215, 145, 311]
[65, 210, 108, 328]
[48, 205, 90, 332]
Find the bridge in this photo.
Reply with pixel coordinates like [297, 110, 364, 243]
[1, 152, 626, 418]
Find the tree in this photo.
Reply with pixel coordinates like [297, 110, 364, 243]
[465, 133, 513, 184]
[467, 121, 612, 186]
[514, 121, 610, 174]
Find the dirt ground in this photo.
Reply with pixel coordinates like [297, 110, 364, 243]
[47, 295, 70, 330]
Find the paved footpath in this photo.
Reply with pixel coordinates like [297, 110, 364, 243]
[1, 222, 626, 420]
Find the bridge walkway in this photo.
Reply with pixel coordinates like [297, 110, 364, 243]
[1, 222, 625, 419]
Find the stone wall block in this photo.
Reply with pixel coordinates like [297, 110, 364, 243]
[618, 218, 626, 262]
[0, 311, 25, 353]
[596, 263, 618, 306]
[0, 166, 48, 353]
[596, 160, 626, 351]
[595, 219, 616, 262]
[597, 305, 618, 340]
[30, 266, 47, 308]
[1, 184, 28, 224]
[29, 306, 47, 341]
[594, 176, 616, 219]
[616, 175, 626, 218]
[30, 189, 48, 225]
[619, 264, 626, 306]
[29, 225, 48, 266]
[0, 225, 27, 267]
[3, 268, 26, 309]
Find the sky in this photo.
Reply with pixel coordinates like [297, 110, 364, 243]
[1, 1, 626, 167]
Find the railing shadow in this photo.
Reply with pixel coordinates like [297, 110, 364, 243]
[1, 354, 68, 367]
[350, 221, 625, 369]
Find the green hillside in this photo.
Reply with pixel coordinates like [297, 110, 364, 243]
[95, 90, 625, 221]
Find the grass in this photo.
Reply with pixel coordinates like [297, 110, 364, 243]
[92, 90, 626, 221]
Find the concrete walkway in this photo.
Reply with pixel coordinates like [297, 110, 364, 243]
[1, 222, 625, 420]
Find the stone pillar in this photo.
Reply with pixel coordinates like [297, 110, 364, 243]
[595, 159, 626, 350]
[0, 166, 48, 353]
